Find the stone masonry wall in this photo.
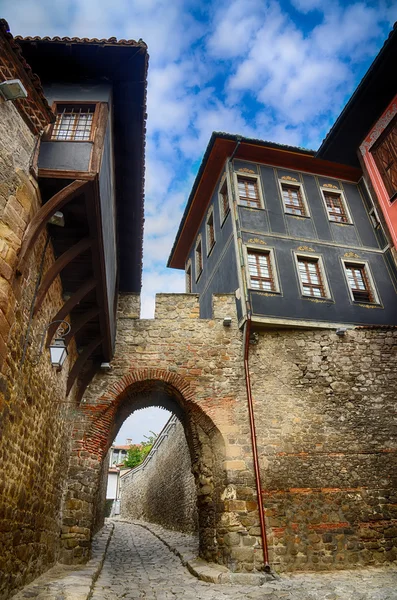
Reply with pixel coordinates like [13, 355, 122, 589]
[63, 292, 397, 575]
[120, 416, 198, 534]
[0, 97, 78, 598]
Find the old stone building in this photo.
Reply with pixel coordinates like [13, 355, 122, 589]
[0, 17, 396, 600]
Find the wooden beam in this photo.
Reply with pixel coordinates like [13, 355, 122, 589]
[33, 238, 92, 316]
[75, 359, 102, 405]
[17, 180, 89, 272]
[46, 277, 96, 346]
[38, 169, 96, 181]
[89, 103, 109, 173]
[67, 336, 103, 395]
[65, 306, 100, 347]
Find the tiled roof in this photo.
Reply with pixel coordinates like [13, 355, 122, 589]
[14, 34, 147, 49]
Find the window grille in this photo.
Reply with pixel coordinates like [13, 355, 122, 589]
[238, 176, 260, 208]
[282, 184, 305, 216]
[195, 240, 203, 280]
[324, 191, 348, 223]
[372, 116, 397, 201]
[206, 211, 215, 253]
[51, 104, 96, 141]
[247, 251, 275, 291]
[344, 263, 373, 302]
[220, 181, 230, 220]
[297, 257, 326, 298]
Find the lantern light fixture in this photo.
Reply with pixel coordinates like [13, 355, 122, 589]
[33, 320, 71, 369]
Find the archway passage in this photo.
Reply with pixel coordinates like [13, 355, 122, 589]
[61, 372, 228, 566]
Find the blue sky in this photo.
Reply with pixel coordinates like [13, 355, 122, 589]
[2, 0, 396, 441]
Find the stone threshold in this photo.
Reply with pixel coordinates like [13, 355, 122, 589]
[120, 518, 275, 586]
[11, 523, 114, 600]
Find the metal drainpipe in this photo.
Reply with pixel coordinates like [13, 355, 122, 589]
[244, 310, 270, 571]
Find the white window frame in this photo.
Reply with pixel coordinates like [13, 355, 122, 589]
[195, 235, 203, 282]
[320, 186, 353, 224]
[205, 206, 216, 256]
[293, 251, 331, 300]
[278, 179, 310, 217]
[185, 259, 192, 293]
[218, 173, 230, 225]
[369, 206, 381, 229]
[234, 171, 265, 210]
[341, 258, 380, 304]
[243, 244, 280, 293]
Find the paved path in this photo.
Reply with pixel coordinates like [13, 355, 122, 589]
[91, 521, 397, 600]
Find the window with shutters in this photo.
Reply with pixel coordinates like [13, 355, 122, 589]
[322, 190, 350, 223]
[281, 182, 308, 216]
[195, 236, 203, 281]
[296, 255, 329, 298]
[246, 249, 278, 292]
[219, 178, 230, 223]
[206, 207, 216, 255]
[50, 103, 98, 141]
[343, 261, 379, 304]
[237, 175, 262, 208]
[372, 115, 397, 201]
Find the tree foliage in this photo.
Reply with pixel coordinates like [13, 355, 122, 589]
[123, 432, 157, 469]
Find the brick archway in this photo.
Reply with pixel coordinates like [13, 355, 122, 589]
[61, 369, 230, 566]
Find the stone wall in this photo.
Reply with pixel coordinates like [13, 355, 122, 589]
[63, 292, 397, 574]
[120, 415, 198, 534]
[0, 97, 78, 598]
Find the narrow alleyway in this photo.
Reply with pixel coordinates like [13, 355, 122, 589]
[90, 522, 397, 600]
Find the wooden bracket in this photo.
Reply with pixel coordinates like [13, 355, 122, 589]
[46, 277, 96, 347]
[64, 306, 100, 347]
[17, 179, 88, 273]
[67, 336, 103, 395]
[33, 237, 92, 316]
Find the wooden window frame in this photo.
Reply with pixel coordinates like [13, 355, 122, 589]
[195, 235, 203, 282]
[371, 114, 397, 202]
[341, 259, 380, 304]
[294, 252, 331, 300]
[279, 180, 310, 217]
[244, 245, 280, 293]
[234, 172, 264, 209]
[185, 259, 192, 293]
[44, 101, 100, 142]
[218, 174, 230, 224]
[206, 206, 216, 256]
[320, 186, 352, 224]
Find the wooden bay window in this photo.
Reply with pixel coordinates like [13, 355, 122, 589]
[372, 115, 397, 201]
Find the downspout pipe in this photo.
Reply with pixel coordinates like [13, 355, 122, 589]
[244, 311, 270, 572]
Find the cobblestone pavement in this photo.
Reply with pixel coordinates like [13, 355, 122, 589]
[91, 521, 397, 600]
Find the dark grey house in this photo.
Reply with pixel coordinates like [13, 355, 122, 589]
[168, 133, 397, 328]
[16, 35, 148, 397]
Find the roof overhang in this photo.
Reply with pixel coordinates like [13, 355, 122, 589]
[15, 35, 148, 293]
[168, 133, 362, 270]
[316, 23, 397, 167]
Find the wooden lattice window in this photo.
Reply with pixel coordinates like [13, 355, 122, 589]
[186, 262, 192, 292]
[195, 238, 203, 280]
[282, 184, 306, 216]
[372, 115, 397, 201]
[344, 263, 373, 303]
[237, 176, 260, 208]
[219, 180, 230, 221]
[323, 191, 348, 223]
[247, 250, 275, 291]
[206, 209, 215, 254]
[297, 257, 326, 298]
[51, 103, 97, 141]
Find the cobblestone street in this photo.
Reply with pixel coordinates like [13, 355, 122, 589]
[90, 522, 397, 600]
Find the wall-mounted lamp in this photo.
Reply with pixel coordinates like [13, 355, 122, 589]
[0, 79, 28, 101]
[100, 362, 112, 371]
[335, 328, 347, 337]
[33, 320, 71, 369]
[223, 317, 232, 327]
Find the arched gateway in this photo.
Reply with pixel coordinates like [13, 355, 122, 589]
[60, 294, 263, 571]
